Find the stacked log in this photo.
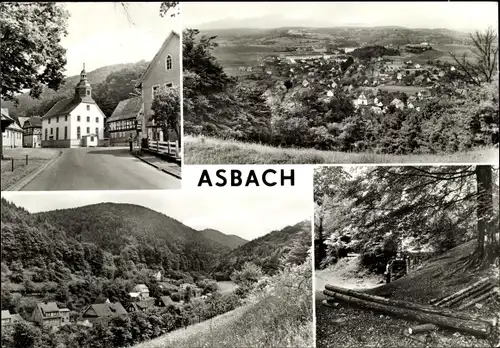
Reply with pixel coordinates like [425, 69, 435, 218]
[430, 278, 494, 308]
[323, 285, 493, 338]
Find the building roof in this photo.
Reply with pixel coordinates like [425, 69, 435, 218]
[11, 314, 24, 322]
[86, 302, 127, 317]
[6, 121, 23, 132]
[129, 299, 155, 311]
[23, 116, 42, 128]
[37, 302, 60, 318]
[43, 97, 87, 120]
[129, 292, 140, 298]
[133, 284, 149, 292]
[107, 97, 142, 122]
[1, 310, 12, 320]
[159, 296, 174, 307]
[136, 31, 180, 88]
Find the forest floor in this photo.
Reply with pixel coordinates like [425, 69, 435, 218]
[316, 241, 500, 348]
[184, 136, 499, 164]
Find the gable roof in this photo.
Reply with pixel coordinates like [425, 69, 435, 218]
[135, 31, 180, 88]
[128, 298, 155, 311]
[85, 302, 127, 317]
[23, 116, 42, 128]
[42, 95, 97, 120]
[107, 97, 142, 122]
[37, 302, 60, 318]
[133, 284, 149, 292]
[159, 296, 174, 307]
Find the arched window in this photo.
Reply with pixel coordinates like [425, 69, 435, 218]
[166, 55, 172, 70]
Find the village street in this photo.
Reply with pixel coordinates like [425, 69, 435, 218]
[19, 147, 180, 191]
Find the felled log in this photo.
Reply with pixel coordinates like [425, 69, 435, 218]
[322, 290, 492, 337]
[324, 285, 484, 322]
[407, 323, 437, 335]
[446, 283, 495, 308]
[432, 278, 492, 307]
[457, 289, 497, 311]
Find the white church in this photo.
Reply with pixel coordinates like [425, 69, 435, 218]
[41, 65, 106, 148]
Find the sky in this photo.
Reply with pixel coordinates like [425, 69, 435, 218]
[183, 1, 498, 31]
[1, 188, 312, 241]
[59, 2, 181, 77]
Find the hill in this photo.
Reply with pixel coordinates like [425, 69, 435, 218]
[1, 199, 231, 280]
[199, 229, 248, 249]
[1, 60, 148, 120]
[212, 220, 311, 279]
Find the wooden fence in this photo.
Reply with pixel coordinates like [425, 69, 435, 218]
[147, 139, 180, 159]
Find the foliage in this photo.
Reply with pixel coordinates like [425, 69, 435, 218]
[151, 86, 181, 145]
[0, 2, 69, 103]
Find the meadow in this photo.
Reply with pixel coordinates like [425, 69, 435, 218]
[184, 136, 499, 165]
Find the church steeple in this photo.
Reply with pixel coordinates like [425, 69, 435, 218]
[75, 63, 92, 101]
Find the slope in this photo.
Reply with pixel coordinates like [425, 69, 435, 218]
[212, 220, 310, 279]
[199, 229, 248, 249]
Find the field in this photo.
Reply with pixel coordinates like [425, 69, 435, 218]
[216, 281, 237, 294]
[213, 44, 277, 75]
[183, 136, 499, 165]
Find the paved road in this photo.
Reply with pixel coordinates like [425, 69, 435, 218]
[21, 147, 181, 191]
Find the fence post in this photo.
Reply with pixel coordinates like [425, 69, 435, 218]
[11, 158, 14, 172]
[156, 139, 159, 153]
[26, 154, 28, 165]
[167, 141, 171, 154]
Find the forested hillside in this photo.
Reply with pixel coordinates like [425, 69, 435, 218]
[212, 220, 311, 279]
[200, 229, 248, 249]
[2, 60, 149, 120]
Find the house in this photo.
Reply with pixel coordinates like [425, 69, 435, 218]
[157, 295, 175, 308]
[2, 120, 23, 149]
[41, 65, 106, 148]
[135, 31, 180, 144]
[151, 270, 162, 282]
[126, 298, 155, 313]
[31, 302, 70, 328]
[22, 116, 42, 148]
[390, 98, 405, 110]
[131, 284, 150, 301]
[353, 93, 368, 107]
[1, 310, 24, 327]
[81, 302, 127, 325]
[107, 96, 143, 146]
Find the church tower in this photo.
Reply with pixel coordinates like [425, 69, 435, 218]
[74, 63, 93, 102]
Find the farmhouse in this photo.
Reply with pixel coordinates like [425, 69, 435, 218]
[31, 302, 70, 328]
[135, 30, 180, 144]
[41, 65, 106, 148]
[1, 310, 24, 327]
[22, 116, 42, 148]
[107, 96, 143, 146]
[126, 298, 155, 313]
[131, 284, 150, 300]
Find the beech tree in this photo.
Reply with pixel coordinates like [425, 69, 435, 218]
[0, 3, 69, 103]
[316, 165, 499, 271]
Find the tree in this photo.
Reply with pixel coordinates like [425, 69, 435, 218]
[151, 86, 180, 147]
[450, 27, 499, 85]
[0, 3, 69, 103]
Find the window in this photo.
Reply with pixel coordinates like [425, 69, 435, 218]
[166, 55, 172, 70]
[64, 126, 68, 140]
[48, 118, 51, 124]
[56, 116, 59, 123]
[152, 85, 160, 97]
[95, 117, 99, 123]
[45, 129, 48, 140]
[86, 116, 90, 122]
[86, 105, 90, 110]
[77, 127, 81, 139]
[165, 82, 173, 88]
[77, 115, 81, 122]
[95, 127, 98, 136]
[56, 128, 59, 140]
[50, 128, 53, 135]
[65, 115, 68, 122]
[86, 127, 90, 134]
[86, 90, 90, 96]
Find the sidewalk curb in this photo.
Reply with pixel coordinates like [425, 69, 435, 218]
[4, 150, 63, 191]
[132, 152, 182, 180]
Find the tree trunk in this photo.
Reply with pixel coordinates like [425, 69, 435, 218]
[407, 323, 437, 335]
[457, 289, 498, 311]
[324, 285, 492, 323]
[445, 283, 495, 308]
[431, 277, 493, 307]
[316, 212, 326, 269]
[323, 290, 492, 337]
[475, 165, 496, 266]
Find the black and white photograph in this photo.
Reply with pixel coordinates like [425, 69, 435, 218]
[0, 187, 313, 348]
[314, 165, 500, 348]
[1, 2, 181, 191]
[182, 1, 498, 164]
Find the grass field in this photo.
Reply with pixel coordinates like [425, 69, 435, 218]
[378, 85, 426, 93]
[184, 136, 499, 164]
